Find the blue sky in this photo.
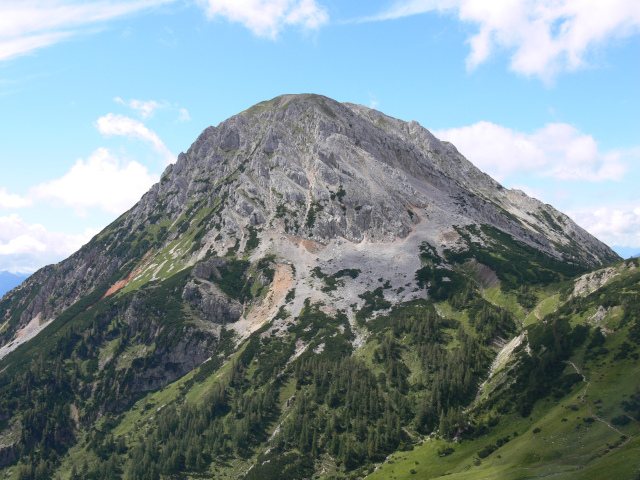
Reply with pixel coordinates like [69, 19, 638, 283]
[1, 0, 639, 272]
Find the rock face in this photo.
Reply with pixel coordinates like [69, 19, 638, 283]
[151, 93, 615, 262]
[0, 93, 619, 381]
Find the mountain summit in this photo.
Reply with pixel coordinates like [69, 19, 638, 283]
[1, 94, 631, 480]
[154, 93, 615, 262]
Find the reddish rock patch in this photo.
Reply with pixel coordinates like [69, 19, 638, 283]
[98, 251, 153, 302]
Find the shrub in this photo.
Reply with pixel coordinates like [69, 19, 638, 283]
[477, 444, 497, 459]
[611, 415, 631, 426]
[437, 446, 455, 457]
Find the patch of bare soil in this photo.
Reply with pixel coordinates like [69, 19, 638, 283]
[439, 229, 460, 244]
[231, 264, 294, 339]
[16, 313, 41, 339]
[70, 404, 80, 429]
[99, 250, 154, 301]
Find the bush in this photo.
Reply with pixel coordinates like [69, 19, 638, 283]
[611, 415, 631, 426]
[437, 446, 455, 457]
[496, 436, 510, 447]
[477, 444, 497, 459]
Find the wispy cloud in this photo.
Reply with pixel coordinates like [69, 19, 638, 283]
[115, 97, 164, 119]
[114, 97, 192, 123]
[178, 107, 191, 122]
[434, 121, 632, 182]
[0, 31, 73, 62]
[0, 0, 175, 62]
[0, 0, 331, 62]
[196, 0, 329, 39]
[361, 0, 640, 81]
[96, 113, 175, 165]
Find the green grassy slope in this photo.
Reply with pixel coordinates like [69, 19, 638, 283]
[367, 258, 640, 480]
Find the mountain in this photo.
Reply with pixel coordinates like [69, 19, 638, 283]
[0, 94, 618, 358]
[1, 94, 635, 480]
[0, 271, 29, 299]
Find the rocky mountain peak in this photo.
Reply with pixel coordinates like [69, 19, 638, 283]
[127, 93, 615, 264]
[0, 94, 619, 363]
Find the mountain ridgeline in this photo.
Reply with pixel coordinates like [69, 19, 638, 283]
[1, 94, 638, 480]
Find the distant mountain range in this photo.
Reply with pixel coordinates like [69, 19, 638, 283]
[0, 271, 29, 298]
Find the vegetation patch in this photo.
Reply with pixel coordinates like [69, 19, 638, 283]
[444, 224, 586, 291]
[305, 201, 324, 229]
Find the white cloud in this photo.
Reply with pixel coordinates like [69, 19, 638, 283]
[30, 147, 159, 216]
[0, 214, 100, 271]
[0, 188, 31, 209]
[0, 31, 73, 62]
[364, 0, 640, 80]
[96, 113, 175, 165]
[197, 0, 329, 38]
[178, 107, 191, 122]
[0, 0, 329, 62]
[0, 148, 156, 271]
[0, 0, 175, 62]
[434, 121, 629, 182]
[569, 206, 640, 248]
[115, 97, 164, 119]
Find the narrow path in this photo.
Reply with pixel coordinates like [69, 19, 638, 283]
[483, 361, 640, 478]
[565, 360, 640, 451]
[565, 360, 624, 435]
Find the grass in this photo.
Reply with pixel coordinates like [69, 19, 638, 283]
[365, 298, 640, 480]
[524, 293, 561, 327]
[368, 382, 627, 479]
[117, 201, 231, 295]
[115, 344, 150, 371]
[483, 286, 525, 322]
[97, 338, 121, 368]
